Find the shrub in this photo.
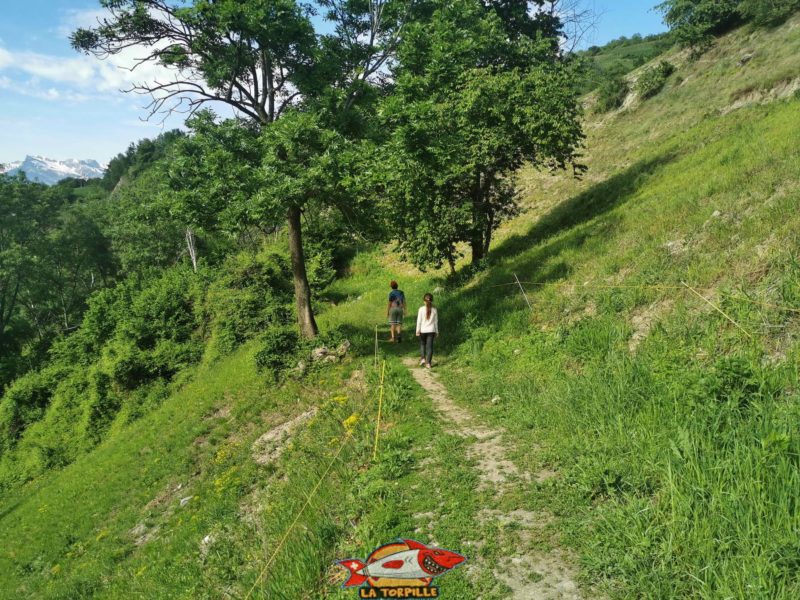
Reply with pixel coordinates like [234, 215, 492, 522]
[596, 75, 631, 112]
[78, 368, 119, 450]
[49, 285, 130, 368]
[739, 0, 800, 26]
[657, 0, 741, 49]
[112, 267, 205, 385]
[305, 246, 337, 292]
[255, 326, 300, 377]
[204, 252, 293, 357]
[0, 366, 67, 453]
[636, 61, 676, 99]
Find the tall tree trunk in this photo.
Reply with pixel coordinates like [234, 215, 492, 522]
[286, 206, 318, 339]
[471, 232, 484, 264]
[185, 227, 198, 273]
[483, 208, 494, 257]
[447, 255, 457, 277]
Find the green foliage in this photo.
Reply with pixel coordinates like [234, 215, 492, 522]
[0, 366, 66, 454]
[636, 61, 677, 99]
[168, 112, 270, 234]
[254, 326, 300, 377]
[576, 32, 675, 94]
[657, 0, 742, 49]
[378, 0, 584, 270]
[739, 0, 800, 26]
[595, 74, 630, 112]
[658, 0, 800, 49]
[100, 166, 202, 274]
[204, 252, 293, 357]
[0, 173, 115, 388]
[102, 130, 185, 191]
[106, 268, 204, 388]
[0, 266, 206, 486]
[259, 110, 350, 221]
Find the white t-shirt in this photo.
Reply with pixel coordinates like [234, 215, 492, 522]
[416, 306, 439, 334]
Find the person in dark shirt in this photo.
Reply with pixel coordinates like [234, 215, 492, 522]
[386, 280, 406, 342]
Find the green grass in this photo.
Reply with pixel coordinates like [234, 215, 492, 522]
[578, 33, 676, 94]
[422, 18, 800, 600]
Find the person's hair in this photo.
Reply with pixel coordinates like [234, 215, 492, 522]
[424, 293, 433, 319]
[390, 280, 398, 289]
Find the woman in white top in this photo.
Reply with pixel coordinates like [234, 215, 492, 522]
[415, 293, 439, 369]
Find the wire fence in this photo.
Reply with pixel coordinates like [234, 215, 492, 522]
[244, 271, 799, 596]
[500, 272, 800, 342]
[244, 358, 388, 599]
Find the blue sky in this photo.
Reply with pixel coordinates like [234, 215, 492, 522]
[0, 1, 667, 165]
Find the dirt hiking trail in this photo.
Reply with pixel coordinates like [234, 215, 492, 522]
[403, 358, 586, 600]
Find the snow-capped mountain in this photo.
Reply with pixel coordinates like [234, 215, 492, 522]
[1, 156, 106, 185]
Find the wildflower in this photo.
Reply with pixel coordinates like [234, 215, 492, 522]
[342, 413, 360, 433]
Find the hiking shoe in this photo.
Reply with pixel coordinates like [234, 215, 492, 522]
[425, 363, 432, 369]
[419, 358, 426, 367]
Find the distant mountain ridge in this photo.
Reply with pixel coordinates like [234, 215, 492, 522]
[1, 155, 106, 185]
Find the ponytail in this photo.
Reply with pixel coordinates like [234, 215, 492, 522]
[424, 293, 434, 320]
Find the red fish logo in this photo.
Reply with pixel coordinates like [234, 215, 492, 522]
[336, 539, 465, 597]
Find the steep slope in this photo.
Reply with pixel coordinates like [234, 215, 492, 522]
[425, 15, 800, 599]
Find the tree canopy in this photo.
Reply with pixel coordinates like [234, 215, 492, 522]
[377, 0, 585, 271]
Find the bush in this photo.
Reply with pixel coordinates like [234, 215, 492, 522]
[636, 61, 676, 99]
[78, 368, 120, 450]
[659, 0, 799, 49]
[255, 326, 300, 377]
[596, 75, 630, 112]
[739, 0, 800, 26]
[306, 246, 337, 292]
[204, 251, 293, 357]
[657, 0, 741, 49]
[0, 366, 67, 453]
[112, 267, 204, 385]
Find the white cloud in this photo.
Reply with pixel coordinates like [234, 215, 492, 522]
[57, 8, 110, 39]
[0, 6, 183, 104]
[0, 47, 12, 70]
[0, 75, 91, 102]
[0, 42, 181, 104]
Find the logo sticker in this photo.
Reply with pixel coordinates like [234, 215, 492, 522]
[336, 538, 465, 598]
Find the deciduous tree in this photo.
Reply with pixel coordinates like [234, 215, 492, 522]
[379, 0, 585, 271]
[73, 0, 411, 337]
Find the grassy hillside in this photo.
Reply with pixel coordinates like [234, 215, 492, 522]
[578, 32, 676, 93]
[431, 15, 800, 599]
[2, 14, 800, 600]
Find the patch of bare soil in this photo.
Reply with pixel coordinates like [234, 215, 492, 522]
[723, 77, 800, 115]
[629, 299, 674, 352]
[403, 358, 587, 599]
[251, 407, 317, 466]
[132, 481, 192, 547]
[347, 368, 368, 393]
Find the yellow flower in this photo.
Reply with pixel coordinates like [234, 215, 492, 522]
[342, 413, 360, 432]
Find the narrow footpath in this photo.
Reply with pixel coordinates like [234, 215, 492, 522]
[403, 358, 585, 600]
